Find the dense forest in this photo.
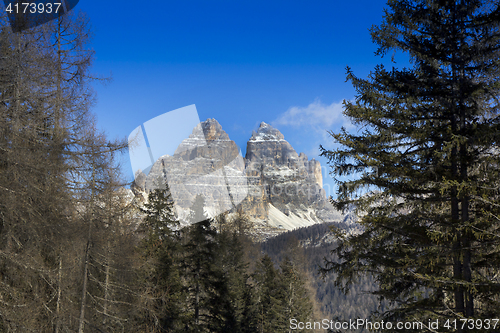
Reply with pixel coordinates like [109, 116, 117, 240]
[3, 1, 500, 332]
[262, 224, 384, 333]
[0, 9, 326, 332]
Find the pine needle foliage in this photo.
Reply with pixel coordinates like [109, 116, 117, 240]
[137, 184, 186, 332]
[320, 1, 500, 331]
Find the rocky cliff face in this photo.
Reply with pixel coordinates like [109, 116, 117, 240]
[132, 119, 343, 235]
[135, 119, 247, 226]
[242, 122, 341, 230]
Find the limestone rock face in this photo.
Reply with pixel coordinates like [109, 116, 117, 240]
[142, 119, 247, 226]
[246, 122, 296, 167]
[242, 122, 341, 228]
[173, 118, 238, 166]
[132, 119, 343, 234]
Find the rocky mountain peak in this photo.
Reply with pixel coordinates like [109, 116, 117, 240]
[173, 119, 237, 162]
[246, 122, 298, 166]
[201, 118, 229, 142]
[250, 122, 285, 141]
[133, 118, 343, 237]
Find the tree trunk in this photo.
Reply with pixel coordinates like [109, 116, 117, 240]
[79, 148, 95, 333]
[55, 257, 62, 333]
[78, 240, 91, 333]
[103, 240, 111, 324]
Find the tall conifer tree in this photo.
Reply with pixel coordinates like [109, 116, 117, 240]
[321, 0, 500, 330]
[182, 195, 218, 332]
[136, 183, 186, 332]
[252, 255, 287, 332]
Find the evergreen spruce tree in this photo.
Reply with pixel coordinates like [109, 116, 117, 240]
[140, 182, 179, 242]
[137, 183, 185, 332]
[210, 222, 250, 333]
[240, 282, 260, 333]
[320, 0, 500, 331]
[182, 195, 218, 332]
[253, 255, 287, 332]
[181, 199, 256, 332]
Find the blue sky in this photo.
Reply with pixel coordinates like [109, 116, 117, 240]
[75, 0, 400, 197]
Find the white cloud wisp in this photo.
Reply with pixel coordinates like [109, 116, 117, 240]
[273, 99, 352, 130]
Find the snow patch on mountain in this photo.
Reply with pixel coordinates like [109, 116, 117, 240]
[267, 203, 320, 230]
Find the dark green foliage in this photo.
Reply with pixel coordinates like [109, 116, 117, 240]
[249, 251, 316, 333]
[136, 184, 186, 332]
[209, 229, 249, 332]
[320, 0, 500, 329]
[134, 191, 322, 333]
[182, 218, 219, 332]
[253, 255, 287, 332]
[181, 202, 257, 333]
[241, 282, 260, 333]
[140, 184, 180, 248]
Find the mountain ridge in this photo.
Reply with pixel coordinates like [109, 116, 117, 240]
[132, 119, 344, 238]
